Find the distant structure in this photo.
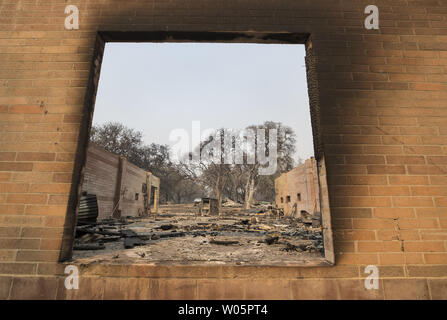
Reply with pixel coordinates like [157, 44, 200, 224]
[195, 197, 219, 216]
[80, 141, 160, 220]
[274, 157, 320, 217]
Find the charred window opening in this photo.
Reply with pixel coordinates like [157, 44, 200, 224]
[61, 31, 334, 266]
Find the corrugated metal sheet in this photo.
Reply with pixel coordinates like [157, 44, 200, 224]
[77, 194, 99, 225]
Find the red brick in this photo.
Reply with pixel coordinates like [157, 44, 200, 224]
[149, 279, 197, 299]
[337, 279, 384, 299]
[412, 186, 447, 196]
[29, 183, 71, 193]
[57, 277, 105, 300]
[370, 186, 410, 196]
[25, 205, 66, 216]
[16, 152, 55, 161]
[290, 280, 339, 300]
[358, 241, 402, 252]
[392, 197, 434, 207]
[398, 218, 440, 229]
[429, 280, 447, 299]
[379, 253, 405, 265]
[198, 279, 245, 299]
[424, 253, 447, 264]
[7, 194, 47, 204]
[0, 162, 33, 171]
[353, 218, 395, 230]
[0, 277, 12, 299]
[10, 277, 57, 300]
[411, 83, 447, 91]
[383, 279, 430, 300]
[386, 155, 425, 164]
[0, 152, 16, 161]
[0, 238, 40, 250]
[9, 105, 44, 114]
[367, 165, 406, 174]
[389, 176, 429, 185]
[404, 241, 445, 252]
[15, 250, 60, 262]
[336, 253, 379, 265]
[0, 204, 25, 215]
[374, 208, 415, 218]
[244, 279, 291, 299]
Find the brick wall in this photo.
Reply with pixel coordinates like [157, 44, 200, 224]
[81, 142, 120, 219]
[81, 141, 150, 219]
[275, 158, 320, 216]
[0, 0, 446, 299]
[118, 160, 148, 218]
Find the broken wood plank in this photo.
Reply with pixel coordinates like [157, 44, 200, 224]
[209, 239, 239, 245]
[124, 237, 146, 249]
[73, 243, 105, 250]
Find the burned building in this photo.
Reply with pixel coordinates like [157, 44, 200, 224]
[2, 0, 447, 301]
[80, 142, 160, 220]
[274, 158, 320, 217]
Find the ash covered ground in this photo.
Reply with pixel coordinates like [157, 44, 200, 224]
[72, 204, 324, 265]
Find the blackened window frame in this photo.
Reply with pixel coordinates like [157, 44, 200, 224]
[60, 31, 334, 266]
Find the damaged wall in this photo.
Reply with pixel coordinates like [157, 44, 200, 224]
[81, 142, 120, 219]
[114, 159, 147, 218]
[275, 158, 320, 216]
[0, 0, 446, 299]
[81, 141, 158, 219]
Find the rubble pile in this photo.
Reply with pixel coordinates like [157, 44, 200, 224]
[72, 204, 324, 265]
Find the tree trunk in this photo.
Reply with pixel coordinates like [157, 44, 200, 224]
[232, 187, 238, 203]
[215, 173, 223, 215]
[244, 176, 251, 210]
[247, 177, 255, 208]
[217, 191, 223, 214]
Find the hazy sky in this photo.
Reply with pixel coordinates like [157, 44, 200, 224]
[93, 42, 314, 161]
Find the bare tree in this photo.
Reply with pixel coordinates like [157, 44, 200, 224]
[177, 129, 231, 212]
[238, 121, 296, 209]
[90, 122, 206, 204]
[90, 122, 143, 164]
[177, 122, 296, 210]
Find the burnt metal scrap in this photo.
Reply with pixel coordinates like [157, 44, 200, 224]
[76, 194, 99, 226]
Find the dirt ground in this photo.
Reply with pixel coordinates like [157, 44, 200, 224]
[72, 204, 324, 266]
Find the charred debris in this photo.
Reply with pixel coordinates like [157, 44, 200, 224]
[73, 200, 324, 262]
